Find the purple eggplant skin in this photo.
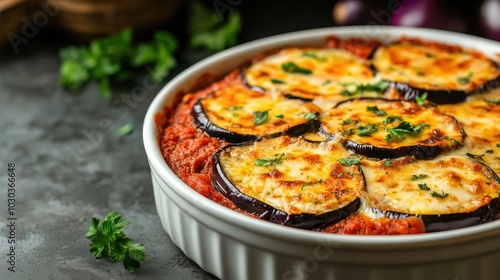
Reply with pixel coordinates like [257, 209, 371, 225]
[390, 0, 467, 33]
[332, 0, 389, 26]
[240, 69, 314, 102]
[192, 100, 258, 143]
[211, 145, 361, 229]
[389, 75, 500, 105]
[372, 160, 500, 232]
[344, 140, 444, 160]
[479, 0, 500, 41]
[372, 198, 500, 233]
[192, 99, 320, 143]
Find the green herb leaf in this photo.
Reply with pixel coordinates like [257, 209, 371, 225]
[443, 136, 463, 147]
[411, 174, 428, 181]
[300, 182, 312, 191]
[253, 110, 269, 125]
[342, 119, 357, 125]
[418, 183, 430, 191]
[457, 72, 473, 85]
[270, 78, 286, 84]
[187, 0, 242, 52]
[383, 116, 402, 125]
[254, 153, 285, 167]
[275, 114, 284, 119]
[303, 112, 318, 120]
[86, 211, 146, 272]
[303, 51, 326, 61]
[415, 92, 428, 106]
[486, 149, 494, 153]
[322, 80, 331, 86]
[357, 124, 379, 136]
[118, 123, 134, 136]
[384, 159, 392, 167]
[486, 99, 500, 105]
[466, 152, 484, 161]
[341, 81, 389, 96]
[497, 144, 500, 148]
[431, 191, 449, 199]
[338, 157, 361, 166]
[366, 106, 387, 116]
[385, 122, 430, 141]
[227, 106, 243, 111]
[281, 62, 312, 74]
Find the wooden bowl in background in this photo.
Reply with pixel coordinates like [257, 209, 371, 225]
[0, 0, 38, 48]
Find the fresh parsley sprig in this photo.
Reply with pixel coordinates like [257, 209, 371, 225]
[254, 153, 285, 167]
[86, 211, 146, 272]
[385, 122, 429, 141]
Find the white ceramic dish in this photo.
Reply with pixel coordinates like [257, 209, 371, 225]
[143, 26, 500, 280]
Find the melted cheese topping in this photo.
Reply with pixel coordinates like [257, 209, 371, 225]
[321, 99, 464, 150]
[439, 89, 500, 175]
[218, 137, 364, 215]
[372, 43, 500, 91]
[201, 86, 321, 136]
[244, 48, 380, 100]
[362, 155, 500, 215]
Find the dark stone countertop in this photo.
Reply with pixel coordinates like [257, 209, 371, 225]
[0, 1, 334, 279]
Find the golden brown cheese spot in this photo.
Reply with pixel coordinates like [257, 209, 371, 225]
[244, 47, 381, 100]
[372, 43, 500, 92]
[362, 155, 500, 215]
[321, 99, 464, 151]
[201, 85, 321, 136]
[218, 136, 364, 215]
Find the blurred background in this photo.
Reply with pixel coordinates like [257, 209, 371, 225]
[1, 1, 499, 279]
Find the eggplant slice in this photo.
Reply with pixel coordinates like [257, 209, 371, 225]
[371, 41, 500, 104]
[192, 86, 321, 143]
[362, 155, 500, 218]
[211, 136, 364, 229]
[320, 98, 465, 159]
[242, 47, 387, 101]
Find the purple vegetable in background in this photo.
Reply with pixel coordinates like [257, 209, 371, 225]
[390, 0, 466, 33]
[332, 0, 389, 25]
[479, 0, 500, 41]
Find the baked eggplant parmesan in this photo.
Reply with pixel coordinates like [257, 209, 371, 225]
[159, 35, 500, 235]
[320, 98, 465, 159]
[211, 136, 364, 229]
[371, 38, 500, 104]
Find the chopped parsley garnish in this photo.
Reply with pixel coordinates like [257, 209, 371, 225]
[486, 99, 500, 105]
[254, 153, 285, 167]
[383, 116, 402, 125]
[497, 144, 500, 148]
[270, 78, 286, 84]
[443, 136, 463, 147]
[86, 211, 146, 272]
[253, 110, 269, 125]
[300, 178, 323, 191]
[342, 119, 357, 125]
[303, 51, 326, 61]
[227, 106, 243, 111]
[357, 124, 379, 136]
[303, 112, 318, 120]
[418, 183, 430, 190]
[385, 122, 430, 141]
[337, 172, 344, 178]
[366, 106, 387, 116]
[425, 53, 435, 58]
[281, 62, 312, 75]
[338, 157, 361, 166]
[232, 113, 238, 117]
[384, 159, 392, 167]
[275, 114, 284, 119]
[415, 92, 428, 106]
[341, 81, 390, 96]
[431, 191, 449, 199]
[486, 149, 494, 153]
[466, 152, 484, 161]
[322, 80, 331, 86]
[411, 174, 428, 181]
[457, 72, 473, 85]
